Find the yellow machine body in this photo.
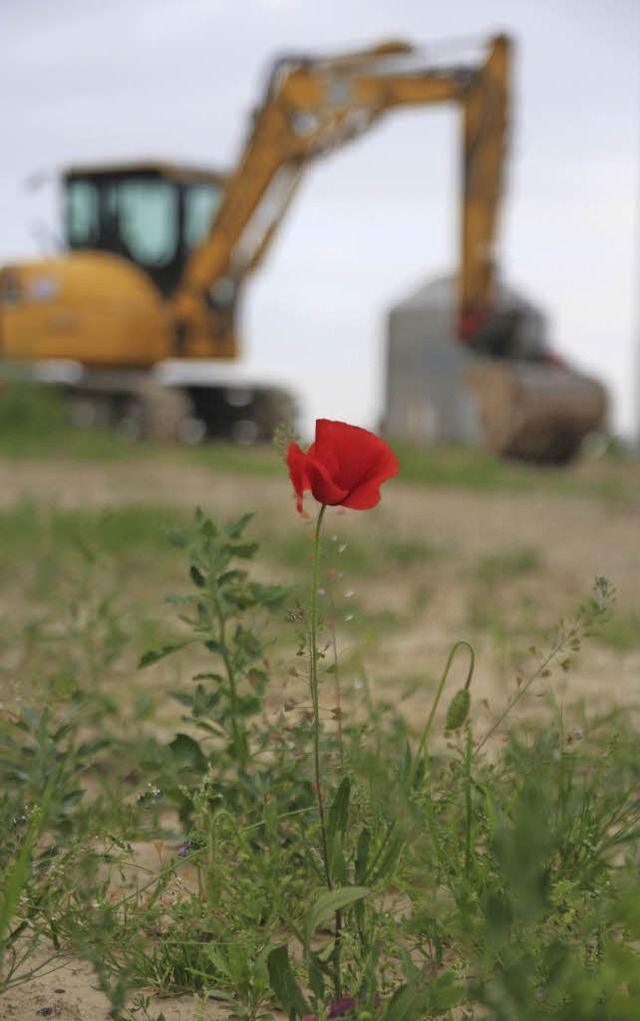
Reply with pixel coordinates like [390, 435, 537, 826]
[1, 252, 167, 365]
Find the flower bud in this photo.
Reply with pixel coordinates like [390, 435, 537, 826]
[445, 688, 470, 732]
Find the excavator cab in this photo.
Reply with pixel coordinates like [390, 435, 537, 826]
[64, 162, 225, 298]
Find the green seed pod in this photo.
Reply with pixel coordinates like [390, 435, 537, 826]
[445, 687, 470, 732]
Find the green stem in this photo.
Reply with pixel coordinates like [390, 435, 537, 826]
[213, 592, 246, 772]
[473, 627, 569, 757]
[1, 770, 57, 969]
[412, 639, 475, 786]
[464, 726, 473, 876]
[333, 909, 343, 999]
[327, 590, 345, 774]
[310, 506, 345, 998]
[310, 504, 331, 890]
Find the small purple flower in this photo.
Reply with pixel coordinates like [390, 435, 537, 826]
[328, 997, 357, 1018]
[302, 996, 358, 1021]
[177, 839, 192, 857]
[302, 992, 381, 1020]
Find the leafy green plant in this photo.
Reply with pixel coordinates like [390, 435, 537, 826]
[139, 508, 296, 812]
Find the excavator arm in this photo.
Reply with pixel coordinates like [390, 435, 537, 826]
[173, 35, 511, 342]
[458, 35, 510, 339]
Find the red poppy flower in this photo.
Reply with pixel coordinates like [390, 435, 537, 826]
[287, 419, 399, 514]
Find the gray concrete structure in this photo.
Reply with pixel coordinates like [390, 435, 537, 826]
[383, 274, 549, 445]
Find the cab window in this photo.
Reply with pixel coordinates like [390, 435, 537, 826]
[184, 183, 222, 250]
[67, 179, 100, 247]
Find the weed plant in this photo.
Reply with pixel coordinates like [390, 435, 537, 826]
[1, 496, 639, 1020]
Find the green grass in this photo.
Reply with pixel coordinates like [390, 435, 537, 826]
[474, 546, 543, 584]
[0, 502, 197, 712]
[3, 384, 640, 504]
[597, 610, 640, 650]
[0, 502, 193, 654]
[0, 380, 138, 460]
[269, 523, 447, 578]
[0, 500, 190, 563]
[0, 382, 287, 475]
[391, 437, 640, 503]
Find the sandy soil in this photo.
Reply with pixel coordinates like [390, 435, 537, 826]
[1, 950, 228, 1021]
[2, 453, 639, 1020]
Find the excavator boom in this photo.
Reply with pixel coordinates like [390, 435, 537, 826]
[175, 34, 511, 344]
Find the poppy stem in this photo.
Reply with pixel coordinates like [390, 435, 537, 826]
[310, 503, 332, 891]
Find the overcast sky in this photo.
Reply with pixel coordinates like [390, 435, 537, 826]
[3, 0, 639, 439]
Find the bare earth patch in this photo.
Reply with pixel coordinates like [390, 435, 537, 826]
[1, 949, 231, 1021]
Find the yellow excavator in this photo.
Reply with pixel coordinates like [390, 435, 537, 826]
[0, 34, 606, 455]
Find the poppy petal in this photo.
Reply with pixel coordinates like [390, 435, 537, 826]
[314, 419, 398, 498]
[287, 443, 311, 513]
[305, 456, 349, 506]
[340, 444, 400, 509]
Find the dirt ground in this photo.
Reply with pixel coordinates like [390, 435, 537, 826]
[0, 949, 225, 1021]
[2, 453, 640, 1020]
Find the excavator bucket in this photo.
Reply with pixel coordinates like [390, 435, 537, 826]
[385, 276, 608, 464]
[465, 361, 608, 463]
